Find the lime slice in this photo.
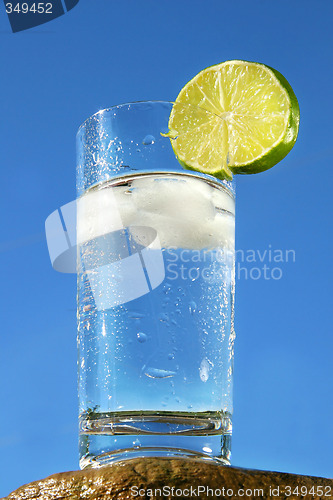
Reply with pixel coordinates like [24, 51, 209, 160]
[166, 60, 300, 179]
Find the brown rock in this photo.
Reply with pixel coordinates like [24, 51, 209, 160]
[5, 458, 333, 500]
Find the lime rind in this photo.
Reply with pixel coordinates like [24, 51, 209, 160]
[229, 64, 299, 174]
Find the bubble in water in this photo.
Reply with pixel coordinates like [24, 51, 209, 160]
[142, 134, 155, 145]
[189, 301, 197, 314]
[144, 367, 176, 378]
[168, 353, 175, 360]
[137, 332, 147, 343]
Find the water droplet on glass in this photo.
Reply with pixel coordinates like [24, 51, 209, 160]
[137, 332, 147, 343]
[189, 301, 197, 314]
[129, 312, 145, 319]
[144, 367, 176, 379]
[207, 358, 214, 368]
[159, 313, 169, 322]
[133, 439, 141, 449]
[199, 358, 210, 382]
[142, 134, 155, 145]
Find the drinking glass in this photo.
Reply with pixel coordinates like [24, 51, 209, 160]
[76, 101, 235, 468]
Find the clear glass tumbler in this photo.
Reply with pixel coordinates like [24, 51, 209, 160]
[76, 101, 235, 468]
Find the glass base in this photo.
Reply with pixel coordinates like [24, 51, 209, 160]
[79, 411, 232, 469]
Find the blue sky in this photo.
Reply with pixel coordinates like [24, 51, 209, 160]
[0, 0, 333, 495]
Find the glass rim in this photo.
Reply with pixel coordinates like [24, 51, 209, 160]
[84, 171, 235, 199]
[76, 100, 224, 137]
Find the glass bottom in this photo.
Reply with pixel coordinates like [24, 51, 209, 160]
[79, 410, 232, 469]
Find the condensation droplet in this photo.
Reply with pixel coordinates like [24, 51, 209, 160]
[137, 332, 147, 343]
[144, 367, 176, 379]
[159, 313, 169, 322]
[129, 312, 145, 319]
[199, 358, 211, 382]
[133, 439, 141, 449]
[142, 134, 155, 145]
[189, 301, 197, 314]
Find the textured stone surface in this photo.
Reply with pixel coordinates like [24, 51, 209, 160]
[5, 458, 333, 499]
